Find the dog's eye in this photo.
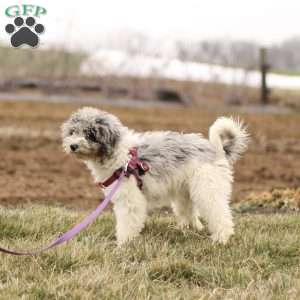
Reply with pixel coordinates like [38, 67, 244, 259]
[69, 129, 75, 136]
[85, 129, 97, 142]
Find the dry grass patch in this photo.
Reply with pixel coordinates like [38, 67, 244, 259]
[236, 188, 300, 213]
[0, 206, 299, 299]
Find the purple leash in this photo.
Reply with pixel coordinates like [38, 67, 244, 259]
[0, 171, 125, 256]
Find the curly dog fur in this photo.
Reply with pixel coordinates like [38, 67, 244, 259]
[62, 107, 249, 245]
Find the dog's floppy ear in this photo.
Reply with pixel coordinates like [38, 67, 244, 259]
[94, 118, 109, 138]
[94, 121, 120, 156]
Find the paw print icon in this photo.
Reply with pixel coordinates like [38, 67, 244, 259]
[5, 16, 45, 48]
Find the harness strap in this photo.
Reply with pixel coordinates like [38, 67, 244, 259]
[99, 147, 149, 190]
[100, 168, 124, 188]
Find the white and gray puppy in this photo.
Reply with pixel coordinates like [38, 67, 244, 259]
[62, 107, 249, 245]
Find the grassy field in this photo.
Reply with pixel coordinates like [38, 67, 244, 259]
[0, 100, 299, 299]
[0, 206, 299, 299]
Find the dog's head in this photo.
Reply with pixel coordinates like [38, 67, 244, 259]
[62, 107, 122, 160]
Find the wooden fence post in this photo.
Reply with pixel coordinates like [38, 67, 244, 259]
[260, 47, 270, 105]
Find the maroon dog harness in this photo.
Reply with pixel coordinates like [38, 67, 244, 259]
[99, 147, 149, 190]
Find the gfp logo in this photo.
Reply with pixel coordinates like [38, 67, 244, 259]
[5, 5, 46, 48]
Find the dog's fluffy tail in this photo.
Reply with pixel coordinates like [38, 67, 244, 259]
[209, 117, 249, 164]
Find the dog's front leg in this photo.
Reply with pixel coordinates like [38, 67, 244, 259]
[112, 176, 147, 246]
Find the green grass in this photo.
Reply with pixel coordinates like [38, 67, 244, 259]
[0, 206, 299, 299]
[0, 44, 86, 79]
[271, 69, 300, 77]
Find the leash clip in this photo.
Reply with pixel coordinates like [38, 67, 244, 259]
[123, 160, 130, 173]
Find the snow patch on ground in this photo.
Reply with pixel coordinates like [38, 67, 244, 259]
[80, 49, 300, 91]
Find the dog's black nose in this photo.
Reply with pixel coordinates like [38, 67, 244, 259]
[70, 144, 79, 152]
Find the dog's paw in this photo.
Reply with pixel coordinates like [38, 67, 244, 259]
[211, 227, 234, 244]
[192, 217, 204, 231]
[117, 240, 126, 248]
[177, 219, 190, 230]
[177, 217, 204, 232]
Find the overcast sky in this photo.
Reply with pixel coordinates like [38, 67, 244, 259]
[0, 0, 299, 51]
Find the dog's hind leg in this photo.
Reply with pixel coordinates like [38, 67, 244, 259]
[189, 162, 234, 244]
[112, 177, 147, 246]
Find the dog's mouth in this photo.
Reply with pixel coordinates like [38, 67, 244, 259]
[72, 152, 88, 159]
[67, 144, 99, 160]
[70, 147, 89, 156]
